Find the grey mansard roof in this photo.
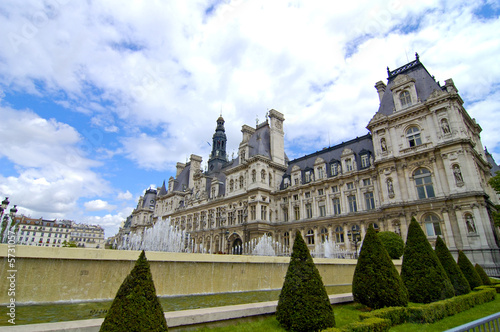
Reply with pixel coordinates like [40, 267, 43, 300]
[377, 55, 444, 116]
[280, 134, 374, 188]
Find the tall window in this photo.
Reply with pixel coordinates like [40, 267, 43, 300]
[304, 170, 312, 183]
[294, 206, 300, 220]
[283, 232, 290, 247]
[335, 226, 344, 243]
[319, 203, 326, 217]
[361, 154, 370, 168]
[348, 195, 357, 212]
[239, 176, 244, 189]
[237, 210, 243, 224]
[400, 90, 412, 107]
[345, 158, 353, 171]
[283, 207, 289, 222]
[332, 198, 341, 215]
[364, 192, 375, 210]
[229, 179, 234, 192]
[305, 203, 313, 219]
[346, 182, 354, 190]
[331, 163, 338, 176]
[317, 167, 324, 179]
[406, 126, 422, 147]
[424, 214, 442, 237]
[320, 228, 328, 243]
[252, 170, 256, 183]
[369, 223, 380, 233]
[414, 168, 435, 199]
[306, 229, 315, 245]
[261, 206, 267, 220]
[250, 206, 256, 220]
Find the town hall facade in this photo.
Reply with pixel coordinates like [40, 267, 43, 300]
[120, 55, 500, 273]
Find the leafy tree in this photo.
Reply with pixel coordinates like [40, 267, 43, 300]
[475, 263, 492, 285]
[401, 218, 454, 303]
[100, 250, 168, 332]
[353, 225, 408, 309]
[457, 251, 483, 290]
[488, 171, 500, 226]
[276, 231, 335, 332]
[434, 236, 471, 296]
[62, 240, 77, 247]
[377, 231, 405, 259]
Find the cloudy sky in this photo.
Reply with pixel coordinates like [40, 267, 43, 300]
[0, 0, 499, 238]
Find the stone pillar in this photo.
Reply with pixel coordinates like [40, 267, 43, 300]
[441, 209, 457, 250]
[344, 223, 350, 250]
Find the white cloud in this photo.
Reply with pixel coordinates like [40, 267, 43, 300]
[84, 199, 116, 211]
[82, 206, 133, 238]
[0, 106, 109, 215]
[117, 190, 133, 201]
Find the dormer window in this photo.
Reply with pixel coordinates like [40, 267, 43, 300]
[406, 126, 422, 147]
[399, 90, 412, 108]
[345, 158, 353, 172]
[360, 154, 370, 168]
[331, 163, 338, 176]
[304, 170, 312, 183]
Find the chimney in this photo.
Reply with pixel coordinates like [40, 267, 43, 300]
[375, 81, 386, 103]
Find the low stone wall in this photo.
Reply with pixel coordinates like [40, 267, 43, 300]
[0, 244, 397, 304]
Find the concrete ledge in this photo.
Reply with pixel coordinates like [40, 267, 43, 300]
[0, 293, 353, 331]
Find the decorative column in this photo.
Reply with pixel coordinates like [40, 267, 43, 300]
[441, 208, 457, 250]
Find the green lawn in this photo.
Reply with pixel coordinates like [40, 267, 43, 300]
[195, 296, 500, 331]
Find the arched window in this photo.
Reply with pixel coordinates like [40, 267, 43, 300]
[320, 227, 328, 243]
[406, 126, 422, 147]
[414, 168, 435, 199]
[239, 176, 244, 189]
[229, 179, 234, 192]
[252, 170, 256, 183]
[306, 229, 315, 245]
[424, 214, 442, 237]
[269, 173, 272, 186]
[400, 90, 412, 107]
[335, 226, 344, 243]
[261, 170, 266, 183]
[349, 225, 361, 242]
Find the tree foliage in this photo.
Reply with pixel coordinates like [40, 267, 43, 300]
[488, 171, 500, 194]
[377, 231, 405, 259]
[475, 264, 492, 285]
[353, 225, 408, 309]
[401, 218, 454, 303]
[276, 231, 335, 332]
[434, 236, 471, 296]
[100, 250, 168, 332]
[457, 251, 483, 290]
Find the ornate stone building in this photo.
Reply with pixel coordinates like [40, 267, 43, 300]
[122, 55, 500, 273]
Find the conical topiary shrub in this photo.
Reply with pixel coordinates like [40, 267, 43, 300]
[401, 218, 454, 303]
[100, 250, 168, 332]
[434, 236, 470, 296]
[475, 263, 492, 285]
[457, 251, 483, 290]
[276, 231, 335, 332]
[377, 231, 404, 259]
[353, 225, 408, 309]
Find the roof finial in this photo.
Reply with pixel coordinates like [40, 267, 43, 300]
[387, 66, 390, 76]
[415, 52, 419, 62]
[256, 115, 259, 127]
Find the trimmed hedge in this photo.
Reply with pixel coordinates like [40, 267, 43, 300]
[434, 236, 471, 296]
[352, 225, 408, 309]
[324, 318, 391, 332]
[475, 263, 493, 285]
[100, 250, 168, 332]
[359, 288, 496, 326]
[457, 251, 483, 290]
[276, 231, 335, 332]
[377, 231, 404, 259]
[401, 218, 455, 303]
[475, 284, 500, 293]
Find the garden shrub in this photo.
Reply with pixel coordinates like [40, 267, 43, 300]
[352, 225, 408, 309]
[377, 231, 404, 259]
[323, 318, 391, 332]
[100, 250, 168, 332]
[457, 250, 483, 290]
[475, 263, 492, 285]
[359, 288, 495, 326]
[401, 218, 454, 303]
[276, 231, 335, 332]
[434, 236, 471, 296]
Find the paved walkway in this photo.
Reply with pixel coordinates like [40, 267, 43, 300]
[0, 293, 353, 332]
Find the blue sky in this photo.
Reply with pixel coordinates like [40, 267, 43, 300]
[0, 0, 499, 238]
